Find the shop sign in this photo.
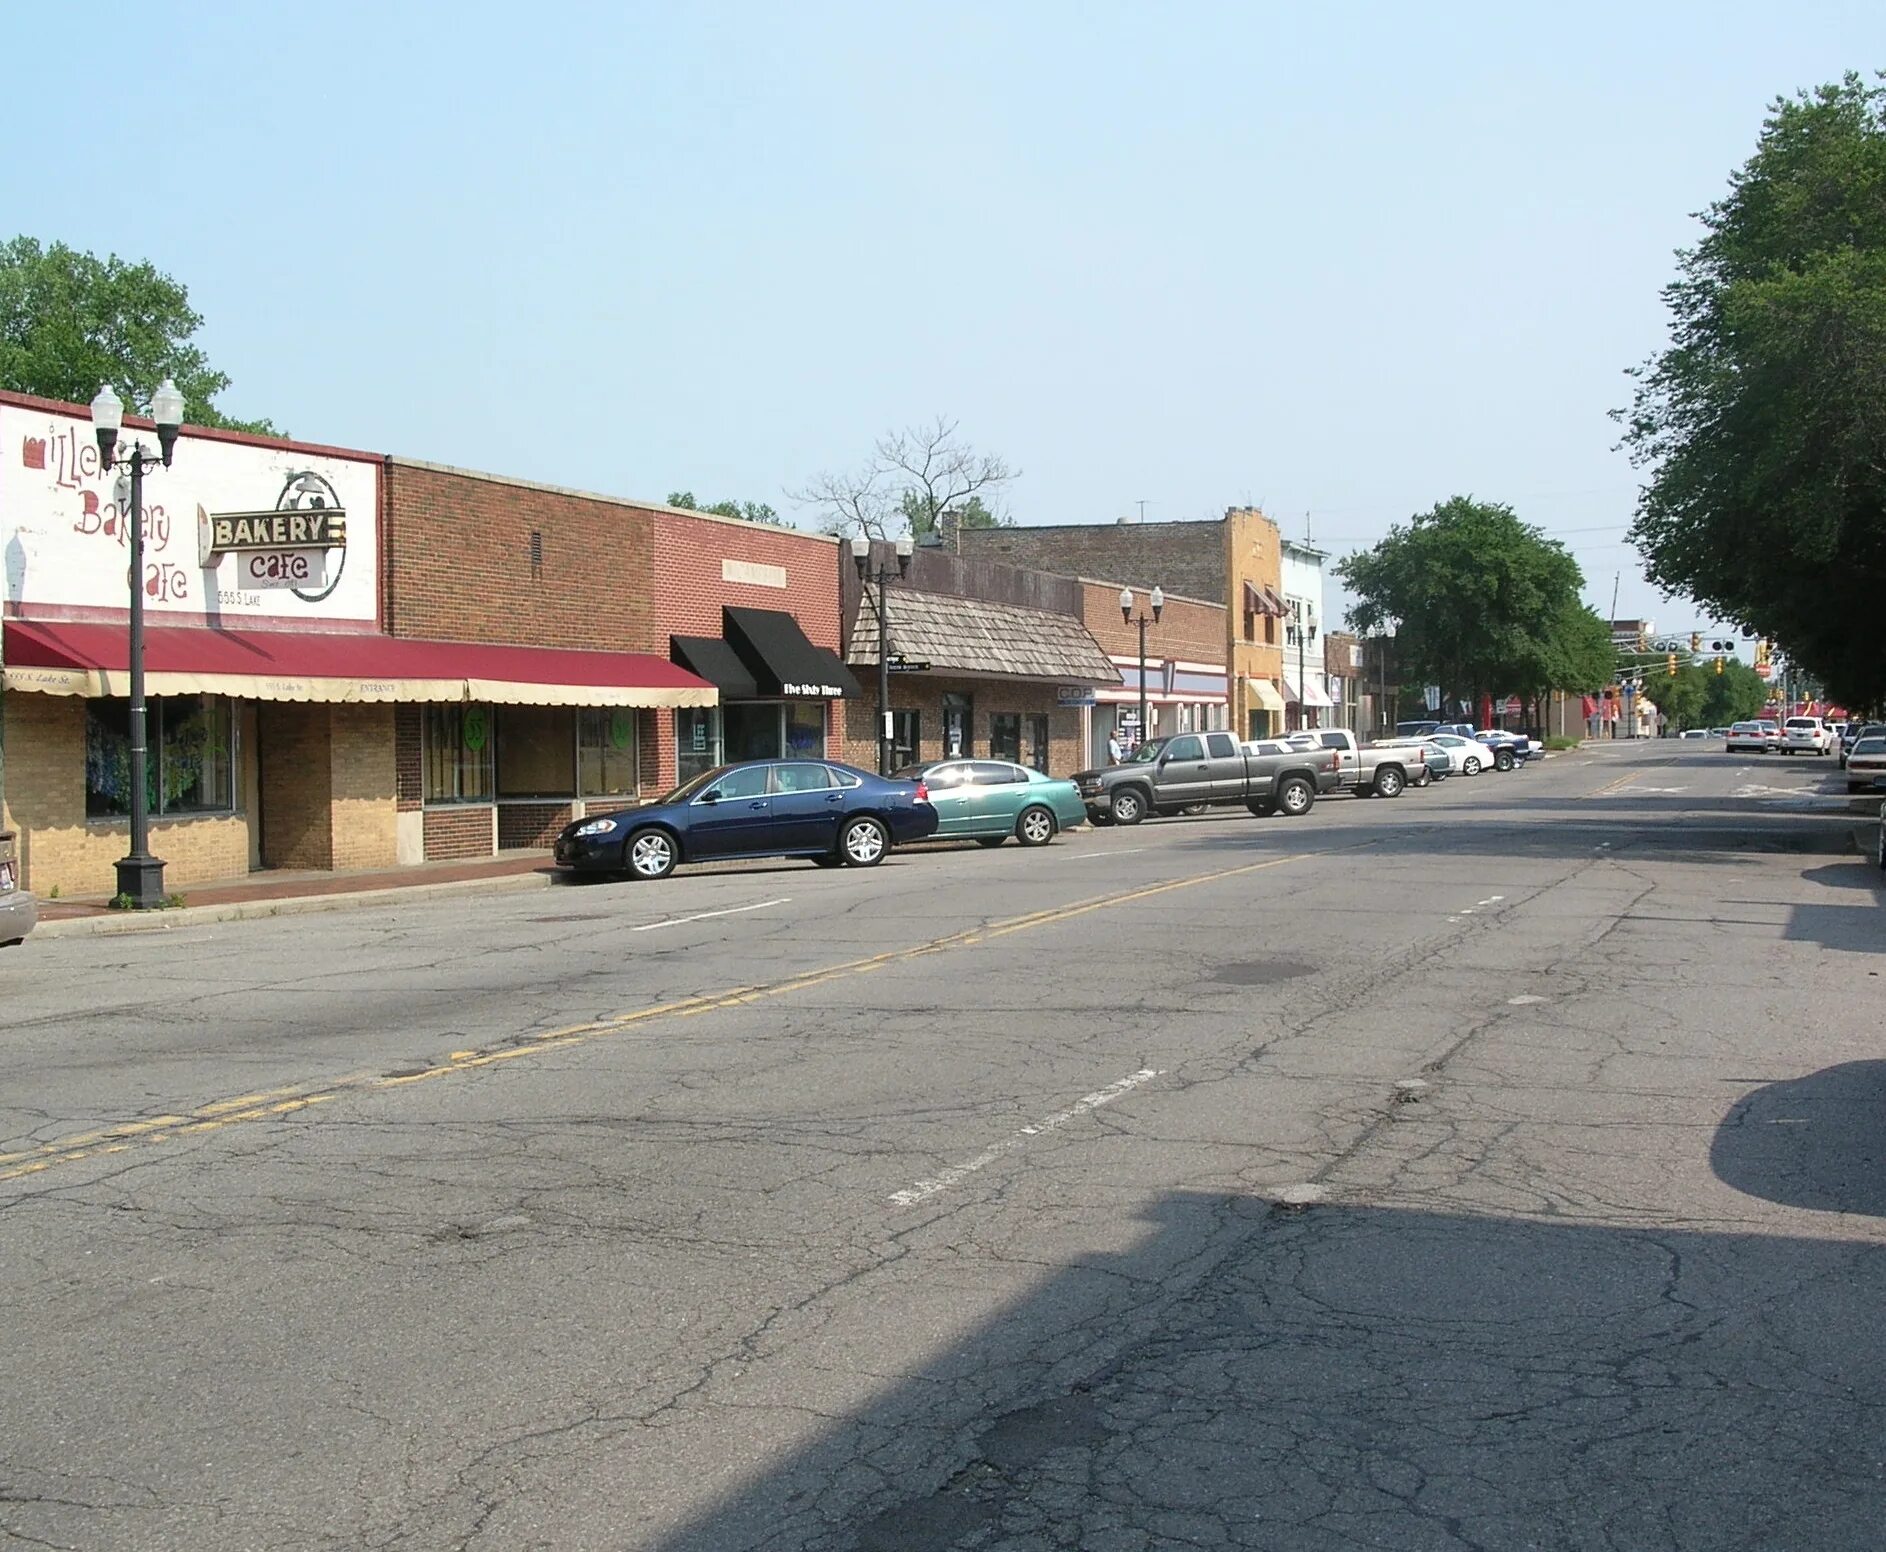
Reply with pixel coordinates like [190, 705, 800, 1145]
[3, 400, 379, 627]
[782, 679, 848, 696]
[1056, 685, 1097, 706]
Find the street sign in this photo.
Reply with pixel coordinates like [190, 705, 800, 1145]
[886, 656, 932, 673]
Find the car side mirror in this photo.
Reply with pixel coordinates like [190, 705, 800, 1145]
[699, 788, 721, 803]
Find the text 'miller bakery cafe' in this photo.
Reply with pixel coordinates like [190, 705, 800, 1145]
[0, 390, 712, 897]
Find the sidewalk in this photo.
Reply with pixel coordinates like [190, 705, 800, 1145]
[32, 850, 557, 939]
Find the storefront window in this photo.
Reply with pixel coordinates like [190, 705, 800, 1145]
[990, 713, 1021, 762]
[424, 704, 495, 803]
[497, 706, 576, 798]
[724, 702, 780, 762]
[85, 696, 236, 818]
[785, 701, 825, 757]
[943, 693, 973, 758]
[1026, 714, 1050, 773]
[675, 707, 723, 783]
[890, 710, 921, 770]
[579, 709, 639, 796]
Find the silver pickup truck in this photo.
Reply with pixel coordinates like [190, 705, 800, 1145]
[1074, 732, 1340, 825]
[1279, 728, 1423, 797]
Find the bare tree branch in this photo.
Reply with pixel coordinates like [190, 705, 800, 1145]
[794, 415, 1018, 539]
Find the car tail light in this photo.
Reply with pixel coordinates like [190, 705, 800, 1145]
[1326, 754, 1339, 771]
[914, 781, 929, 802]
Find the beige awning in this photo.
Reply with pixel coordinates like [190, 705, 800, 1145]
[1246, 677, 1285, 712]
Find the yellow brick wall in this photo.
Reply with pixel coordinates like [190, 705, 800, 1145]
[259, 703, 398, 871]
[1225, 507, 1288, 738]
[1, 693, 253, 896]
[330, 704, 397, 870]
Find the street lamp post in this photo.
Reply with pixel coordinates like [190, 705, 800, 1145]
[91, 379, 185, 909]
[852, 534, 914, 775]
[1119, 585, 1164, 750]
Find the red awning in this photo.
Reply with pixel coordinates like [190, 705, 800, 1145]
[1242, 581, 1287, 617]
[2, 620, 717, 708]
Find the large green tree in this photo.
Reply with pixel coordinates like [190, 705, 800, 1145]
[1700, 659, 1771, 726]
[1338, 496, 1601, 717]
[1620, 74, 1886, 709]
[0, 237, 276, 433]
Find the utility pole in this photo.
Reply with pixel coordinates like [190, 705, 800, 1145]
[1136, 499, 1149, 524]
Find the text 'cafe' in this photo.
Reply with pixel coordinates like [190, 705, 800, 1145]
[0, 390, 718, 896]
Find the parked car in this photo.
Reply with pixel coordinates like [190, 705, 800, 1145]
[1367, 737, 1449, 785]
[1471, 729, 1532, 770]
[1840, 723, 1886, 768]
[1279, 728, 1424, 797]
[1782, 716, 1834, 756]
[1845, 737, 1886, 794]
[1725, 720, 1773, 753]
[553, 759, 937, 880]
[1423, 733, 1489, 775]
[0, 830, 35, 948]
[893, 759, 1085, 847]
[1395, 719, 1440, 737]
[1075, 731, 1337, 824]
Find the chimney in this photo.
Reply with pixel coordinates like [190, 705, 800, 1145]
[939, 509, 962, 552]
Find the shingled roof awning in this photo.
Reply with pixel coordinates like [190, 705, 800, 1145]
[849, 591, 1119, 685]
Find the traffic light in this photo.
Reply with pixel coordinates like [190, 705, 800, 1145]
[1667, 653, 1678, 676]
[1689, 632, 1701, 652]
[1715, 657, 1724, 675]
[1636, 628, 1649, 653]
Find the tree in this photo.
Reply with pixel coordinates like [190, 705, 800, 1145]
[1338, 496, 1589, 717]
[666, 491, 779, 525]
[0, 236, 277, 434]
[1700, 659, 1770, 727]
[793, 417, 1016, 539]
[1620, 74, 1886, 710]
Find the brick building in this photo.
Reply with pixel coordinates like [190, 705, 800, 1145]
[839, 541, 1116, 776]
[961, 508, 1289, 739]
[1077, 581, 1229, 765]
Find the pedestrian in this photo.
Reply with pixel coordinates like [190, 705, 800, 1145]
[1107, 729, 1124, 764]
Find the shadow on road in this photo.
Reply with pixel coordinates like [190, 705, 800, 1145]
[1713, 1061, 1886, 1215]
[646, 1190, 1886, 1552]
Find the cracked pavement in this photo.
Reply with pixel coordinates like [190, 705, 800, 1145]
[2, 742, 1882, 1549]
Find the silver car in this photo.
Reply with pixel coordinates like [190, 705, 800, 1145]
[0, 831, 35, 948]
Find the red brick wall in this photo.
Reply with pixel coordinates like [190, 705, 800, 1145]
[836, 677, 1082, 777]
[1081, 582, 1225, 667]
[385, 462, 658, 650]
[394, 705, 423, 811]
[652, 510, 843, 649]
[497, 802, 572, 850]
[423, 807, 493, 860]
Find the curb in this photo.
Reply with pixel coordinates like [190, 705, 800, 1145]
[32, 868, 556, 940]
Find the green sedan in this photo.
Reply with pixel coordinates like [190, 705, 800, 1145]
[894, 760, 1087, 847]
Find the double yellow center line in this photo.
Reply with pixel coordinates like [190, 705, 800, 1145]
[1, 844, 1351, 1187]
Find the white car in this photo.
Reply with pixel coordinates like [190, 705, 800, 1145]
[1725, 720, 1774, 753]
[1846, 736, 1886, 794]
[1781, 716, 1833, 756]
[1424, 733, 1487, 776]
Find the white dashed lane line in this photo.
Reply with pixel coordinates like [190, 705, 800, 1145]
[631, 898, 792, 933]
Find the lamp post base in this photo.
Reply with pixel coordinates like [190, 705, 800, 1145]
[115, 853, 168, 909]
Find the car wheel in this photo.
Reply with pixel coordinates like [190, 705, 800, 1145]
[625, 828, 677, 881]
[1373, 766, 1406, 798]
[841, 816, 888, 866]
[1276, 776, 1315, 816]
[1111, 788, 1147, 826]
[1016, 805, 1057, 847]
[1495, 749, 1515, 772]
[1246, 800, 1275, 818]
[1463, 756, 1482, 776]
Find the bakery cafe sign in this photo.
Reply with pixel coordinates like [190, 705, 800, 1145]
[197, 472, 348, 592]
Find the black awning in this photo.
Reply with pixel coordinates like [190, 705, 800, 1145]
[670, 635, 758, 699]
[723, 607, 860, 699]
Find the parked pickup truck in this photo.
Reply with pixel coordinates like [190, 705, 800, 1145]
[1279, 728, 1424, 797]
[1074, 731, 1339, 825]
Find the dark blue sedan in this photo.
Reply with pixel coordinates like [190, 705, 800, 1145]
[552, 759, 938, 880]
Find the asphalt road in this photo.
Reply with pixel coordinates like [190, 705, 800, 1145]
[2, 741, 1882, 1551]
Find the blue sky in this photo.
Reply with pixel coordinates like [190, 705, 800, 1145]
[8, 1, 1877, 627]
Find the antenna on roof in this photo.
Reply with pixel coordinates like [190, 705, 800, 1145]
[1136, 499, 1149, 524]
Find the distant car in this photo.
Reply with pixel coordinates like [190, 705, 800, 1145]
[1845, 737, 1886, 794]
[1709, 727, 1732, 738]
[1679, 728, 1710, 740]
[1782, 716, 1833, 756]
[553, 759, 938, 879]
[1395, 719, 1440, 737]
[1472, 729, 1532, 770]
[1840, 723, 1886, 768]
[1424, 733, 1487, 775]
[894, 759, 1085, 847]
[1725, 720, 1772, 753]
[1369, 737, 1448, 786]
[0, 830, 34, 948]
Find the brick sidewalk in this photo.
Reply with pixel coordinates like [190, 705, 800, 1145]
[37, 850, 555, 922]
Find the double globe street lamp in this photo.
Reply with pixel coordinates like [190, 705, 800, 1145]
[91, 378, 186, 908]
[852, 533, 914, 775]
[1120, 585, 1164, 752]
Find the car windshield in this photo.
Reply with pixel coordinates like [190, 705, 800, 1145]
[1125, 739, 1168, 764]
[1854, 738, 1886, 755]
[1786, 718, 1817, 729]
[658, 766, 735, 805]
